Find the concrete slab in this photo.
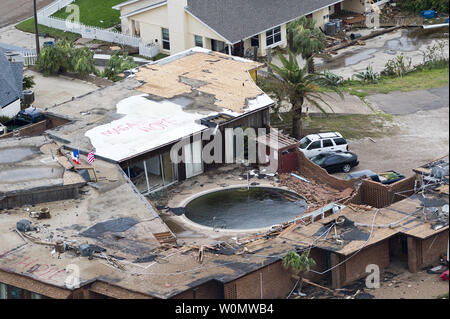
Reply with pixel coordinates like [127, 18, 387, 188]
[25, 69, 100, 108]
[366, 86, 449, 115]
[0, 24, 54, 51]
[315, 29, 449, 79]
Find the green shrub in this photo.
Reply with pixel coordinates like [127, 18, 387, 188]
[323, 70, 344, 86]
[102, 51, 138, 81]
[383, 54, 414, 77]
[36, 40, 97, 76]
[354, 65, 380, 83]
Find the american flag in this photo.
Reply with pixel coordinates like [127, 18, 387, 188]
[87, 149, 95, 164]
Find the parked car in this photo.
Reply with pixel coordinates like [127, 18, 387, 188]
[345, 170, 406, 185]
[299, 132, 349, 158]
[310, 151, 359, 173]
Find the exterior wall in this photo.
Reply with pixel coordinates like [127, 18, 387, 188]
[332, 239, 390, 288]
[132, 5, 170, 51]
[0, 99, 20, 118]
[0, 115, 70, 139]
[343, 0, 368, 13]
[119, 0, 163, 34]
[0, 184, 83, 210]
[329, 2, 343, 15]
[347, 176, 416, 208]
[259, 24, 288, 57]
[222, 247, 329, 299]
[224, 261, 295, 299]
[172, 280, 223, 299]
[408, 230, 449, 272]
[167, 0, 188, 54]
[312, 7, 331, 28]
[185, 13, 227, 51]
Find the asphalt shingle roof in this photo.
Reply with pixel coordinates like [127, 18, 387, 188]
[0, 48, 23, 109]
[186, 0, 340, 43]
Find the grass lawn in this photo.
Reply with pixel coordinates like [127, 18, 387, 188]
[52, 0, 127, 28]
[271, 113, 398, 140]
[323, 66, 449, 98]
[15, 18, 81, 42]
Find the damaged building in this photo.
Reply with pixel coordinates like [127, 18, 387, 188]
[0, 47, 448, 299]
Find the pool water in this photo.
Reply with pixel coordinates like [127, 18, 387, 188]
[185, 187, 307, 230]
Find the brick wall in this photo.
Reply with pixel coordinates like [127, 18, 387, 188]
[0, 115, 70, 139]
[224, 261, 295, 299]
[335, 239, 390, 288]
[297, 150, 355, 191]
[172, 280, 223, 299]
[347, 176, 416, 208]
[408, 230, 449, 272]
[421, 230, 449, 267]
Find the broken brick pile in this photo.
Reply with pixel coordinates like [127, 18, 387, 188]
[279, 174, 355, 210]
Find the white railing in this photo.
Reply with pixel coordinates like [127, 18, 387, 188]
[23, 51, 38, 66]
[36, 0, 160, 58]
[139, 41, 160, 59]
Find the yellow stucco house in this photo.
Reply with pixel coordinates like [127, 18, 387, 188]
[114, 0, 387, 57]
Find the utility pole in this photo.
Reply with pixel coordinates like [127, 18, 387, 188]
[33, 0, 40, 55]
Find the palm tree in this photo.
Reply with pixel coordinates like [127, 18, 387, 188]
[267, 50, 343, 139]
[283, 250, 316, 295]
[288, 17, 326, 73]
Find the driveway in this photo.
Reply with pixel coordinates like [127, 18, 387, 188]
[0, 0, 54, 28]
[366, 86, 449, 115]
[334, 87, 449, 178]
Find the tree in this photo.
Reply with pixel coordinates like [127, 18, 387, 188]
[71, 47, 96, 76]
[267, 50, 343, 139]
[288, 17, 326, 73]
[102, 51, 138, 81]
[399, 0, 448, 13]
[36, 41, 71, 75]
[283, 250, 316, 294]
[36, 40, 97, 77]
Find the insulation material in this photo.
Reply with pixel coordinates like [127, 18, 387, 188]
[135, 51, 266, 114]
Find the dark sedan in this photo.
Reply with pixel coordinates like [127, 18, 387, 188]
[311, 152, 359, 173]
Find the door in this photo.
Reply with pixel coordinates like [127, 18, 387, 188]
[334, 3, 342, 14]
[322, 139, 336, 152]
[184, 140, 204, 178]
[306, 140, 322, 158]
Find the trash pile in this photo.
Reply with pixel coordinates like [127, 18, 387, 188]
[279, 173, 354, 209]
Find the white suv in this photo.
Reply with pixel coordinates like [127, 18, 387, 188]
[299, 132, 349, 158]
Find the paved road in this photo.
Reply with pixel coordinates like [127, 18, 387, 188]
[0, 0, 54, 28]
[367, 86, 449, 115]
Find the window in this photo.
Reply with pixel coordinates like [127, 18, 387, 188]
[299, 137, 312, 149]
[308, 141, 321, 150]
[194, 35, 203, 47]
[162, 28, 170, 50]
[211, 39, 226, 53]
[325, 156, 340, 165]
[323, 139, 333, 148]
[333, 138, 347, 145]
[266, 26, 282, 46]
[0, 283, 49, 299]
[251, 35, 260, 48]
